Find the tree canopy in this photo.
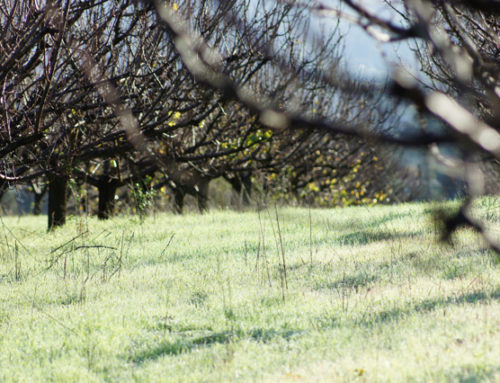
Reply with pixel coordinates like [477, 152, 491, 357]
[0, 0, 498, 256]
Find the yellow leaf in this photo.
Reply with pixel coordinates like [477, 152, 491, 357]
[354, 368, 366, 377]
[172, 3, 179, 11]
[306, 182, 319, 192]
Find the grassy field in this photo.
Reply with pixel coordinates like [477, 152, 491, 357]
[0, 199, 499, 382]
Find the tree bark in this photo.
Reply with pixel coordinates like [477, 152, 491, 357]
[48, 173, 68, 230]
[0, 181, 7, 204]
[32, 182, 47, 215]
[225, 172, 252, 206]
[97, 178, 119, 219]
[240, 172, 252, 205]
[33, 192, 44, 215]
[197, 191, 208, 212]
[174, 188, 184, 214]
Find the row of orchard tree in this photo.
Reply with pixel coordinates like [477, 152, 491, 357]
[1, 0, 499, 249]
[0, 0, 407, 229]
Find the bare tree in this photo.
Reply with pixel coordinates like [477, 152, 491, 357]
[142, 0, 499, 255]
[4, 0, 497, 260]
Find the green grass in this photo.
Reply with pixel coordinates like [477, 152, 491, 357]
[0, 199, 499, 382]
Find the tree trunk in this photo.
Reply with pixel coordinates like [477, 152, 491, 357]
[0, 181, 7, 203]
[32, 183, 47, 215]
[98, 179, 119, 219]
[240, 172, 252, 205]
[197, 191, 208, 213]
[33, 192, 44, 215]
[48, 173, 68, 230]
[225, 172, 252, 206]
[174, 189, 184, 214]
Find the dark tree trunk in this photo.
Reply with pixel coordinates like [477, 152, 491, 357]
[0, 181, 7, 203]
[228, 176, 242, 194]
[97, 178, 119, 219]
[48, 173, 68, 230]
[225, 172, 252, 206]
[197, 191, 208, 213]
[240, 172, 252, 205]
[174, 189, 184, 214]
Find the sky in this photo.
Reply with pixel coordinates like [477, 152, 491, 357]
[342, 23, 418, 78]
[312, 0, 420, 80]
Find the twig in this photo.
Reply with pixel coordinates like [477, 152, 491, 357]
[274, 205, 288, 291]
[49, 231, 88, 255]
[160, 233, 175, 257]
[73, 245, 117, 251]
[257, 208, 272, 287]
[309, 206, 313, 267]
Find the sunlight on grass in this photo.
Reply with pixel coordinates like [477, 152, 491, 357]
[0, 199, 499, 382]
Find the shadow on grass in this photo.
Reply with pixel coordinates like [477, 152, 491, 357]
[407, 248, 496, 280]
[337, 230, 423, 246]
[315, 272, 379, 291]
[357, 287, 500, 327]
[330, 210, 418, 233]
[443, 364, 500, 383]
[131, 328, 303, 364]
[133, 287, 500, 364]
